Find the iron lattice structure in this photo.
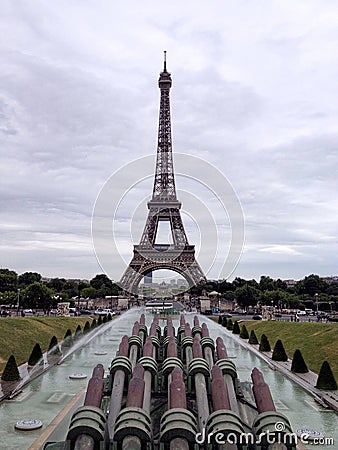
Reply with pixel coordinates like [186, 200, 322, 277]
[120, 54, 206, 293]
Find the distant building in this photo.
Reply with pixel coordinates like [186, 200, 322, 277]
[284, 279, 297, 287]
[321, 276, 338, 284]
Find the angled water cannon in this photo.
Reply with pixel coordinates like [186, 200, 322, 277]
[160, 366, 197, 450]
[251, 367, 296, 450]
[114, 363, 152, 449]
[65, 364, 106, 450]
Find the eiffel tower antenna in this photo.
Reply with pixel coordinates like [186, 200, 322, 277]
[120, 55, 206, 293]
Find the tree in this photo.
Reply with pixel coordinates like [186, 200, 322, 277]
[47, 278, 66, 292]
[235, 284, 260, 309]
[291, 349, 308, 373]
[23, 282, 53, 309]
[240, 324, 249, 339]
[232, 277, 247, 289]
[272, 339, 288, 361]
[62, 281, 78, 299]
[316, 361, 337, 390]
[0, 269, 18, 293]
[259, 334, 271, 352]
[296, 274, 327, 297]
[81, 287, 97, 299]
[232, 321, 240, 334]
[259, 275, 275, 292]
[18, 272, 42, 288]
[1, 355, 21, 382]
[249, 329, 259, 344]
[90, 274, 113, 296]
[28, 343, 43, 366]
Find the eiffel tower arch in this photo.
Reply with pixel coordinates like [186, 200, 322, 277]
[120, 53, 207, 294]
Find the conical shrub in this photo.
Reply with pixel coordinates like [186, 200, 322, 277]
[218, 315, 222, 325]
[222, 316, 227, 327]
[62, 328, 73, 348]
[1, 355, 21, 382]
[91, 318, 97, 329]
[48, 335, 61, 355]
[28, 343, 43, 366]
[316, 361, 337, 390]
[107, 313, 112, 321]
[259, 334, 271, 352]
[249, 329, 259, 345]
[232, 320, 240, 334]
[97, 315, 103, 326]
[103, 315, 107, 323]
[75, 324, 82, 339]
[83, 321, 91, 333]
[272, 339, 288, 361]
[226, 318, 233, 330]
[291, 349, 308, 373]
[240, 324, 249, 339]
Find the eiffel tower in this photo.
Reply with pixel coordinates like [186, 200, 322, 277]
[120, 53, 207, 293]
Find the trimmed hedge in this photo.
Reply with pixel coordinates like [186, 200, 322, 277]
[48, 335, 61, 355]
[28, 343, 43, 366]
[83, 321, 91, 333]
[259, 334, 271, 352]
[272, 339, 288, 361]
[232, 321, 240, 334]
[1, 355, 21, 382]
[62, 328, 73, 348]
[291, 349, 308, 373]
[240, 324, 249, 339]
[249, 329, 259, 345]
[316, 361, 337, 390]
[226, 319, 233, 330]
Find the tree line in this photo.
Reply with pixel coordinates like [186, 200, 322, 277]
[188, 274, 338, 311]
[0, 269, 337, 312]
[0, 269, 121, 310]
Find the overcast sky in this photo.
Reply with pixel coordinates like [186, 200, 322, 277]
[1, 0, 337, 283]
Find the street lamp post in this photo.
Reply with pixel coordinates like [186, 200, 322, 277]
[315, 293, 319, 315]
[16, 288, 20, 316]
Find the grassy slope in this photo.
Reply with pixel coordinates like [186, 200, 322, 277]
[238, 320, 338, 378]
[0, 317, 91, 373]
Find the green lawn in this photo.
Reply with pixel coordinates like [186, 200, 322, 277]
[0, 317, 92, 373]
[213, 318, 338, 378]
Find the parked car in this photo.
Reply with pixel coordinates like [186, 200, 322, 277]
[252, 314, 262, 320]
[94, 308, 115, 316]
[223, 312, 232, 318]
[80, 309, 92, 315]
